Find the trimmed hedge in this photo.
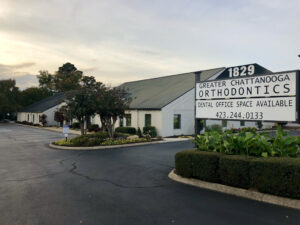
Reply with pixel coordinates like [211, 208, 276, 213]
[115, 127, 136, 135]
[250, 157, 300, 199]
[219, 155, 252, 189]
[175, 150, 300, 199]
[175, 150, 220, 182]
[175, 150, 193, 178]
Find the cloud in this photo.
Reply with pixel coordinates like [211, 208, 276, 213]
[0, 0, 299, 89]
[0, 62, 35, 77]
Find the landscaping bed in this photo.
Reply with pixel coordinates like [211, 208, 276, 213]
[175, 126, 300, 199]
[175, 150, 300, 199]
[53, 131, 152, 147]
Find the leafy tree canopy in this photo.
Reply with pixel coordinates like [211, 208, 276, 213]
[96, 87, 131, 138]
[0, 79, 21, 120]
[19, 87, 52, 107]
[65, 76, 104, 135]
[37, 62, 83, 93]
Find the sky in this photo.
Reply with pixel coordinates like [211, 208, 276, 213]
[0, 0, 300, 89]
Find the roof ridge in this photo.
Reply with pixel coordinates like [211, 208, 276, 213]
[121, 67, 225, 85]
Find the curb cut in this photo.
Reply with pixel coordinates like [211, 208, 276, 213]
[49, 140, 182, 150]
[168, 169, 300, 210]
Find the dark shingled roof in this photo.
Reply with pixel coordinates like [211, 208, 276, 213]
[19, 93, 66, 113]
[119, 67, 225, 109]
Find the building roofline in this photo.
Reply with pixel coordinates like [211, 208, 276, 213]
[120, 66, 225, 86]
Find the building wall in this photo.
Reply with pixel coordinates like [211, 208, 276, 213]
[17, 103, 66, 126]
[43, 103, 65, 126]
[92, 110, 163, 136]
[17, 112, 42, 124]
[162, 89, 195, 137]
[115, 110, 163, 136]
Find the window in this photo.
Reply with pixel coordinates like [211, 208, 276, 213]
[145, 114, 151, 127]
[174, 114, 181, 129]
[27, 114, 29, 121]
[119, 116, 124, 127]
[222, 120, 227, 127]
[125, 114, 131, 127]
[240, 121, 245, 126]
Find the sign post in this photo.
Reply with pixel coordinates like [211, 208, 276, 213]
[195, 70, 299, 134]
[62, 124, 70, 141]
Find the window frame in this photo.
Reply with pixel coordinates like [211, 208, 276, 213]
[173, 114, 181, 129]
[145, 114, 151, 127]
[125, 114, 131, 127]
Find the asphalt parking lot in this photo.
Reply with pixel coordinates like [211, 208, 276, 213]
[0, 123, 299, 225]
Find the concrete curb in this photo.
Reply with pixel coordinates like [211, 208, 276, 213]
[168, 169, 300, 210]
[49, 140, 187, 150]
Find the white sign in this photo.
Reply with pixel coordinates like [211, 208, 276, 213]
[196, 97, 296, 122]
[196, 72, 296, 100]
[195, 71, 298, 122]
[62, 125, 69, 134]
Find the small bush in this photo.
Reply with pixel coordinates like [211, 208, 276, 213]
[191, 151, 220, 182]
[137, 127, 142, 137]
[114, 132, 130, 139]
[88, 124, 100, 132]
[143, 126, 157, 138]
[219, 155, 252, 189]
[71, 122, 80, 129]
[250, 157, 300, 199]
[205, 124, 222, 133]
[175, 150, 193, 178]
[115, 127, 136, 135]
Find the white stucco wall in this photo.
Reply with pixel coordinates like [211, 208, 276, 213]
[91, 110, 163, 136]
[17, 112, 42, 124]
[43, 103, 66, 126]
[115, 110, 163, 136]
[161, 89, 195, 137]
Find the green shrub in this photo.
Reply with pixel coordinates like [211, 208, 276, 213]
[175, 150, 300, 199]
[219, 155, 252, 189]
[100, 138, 149, 146]
[71, 122, 80, 129]
[137, 127, 142, 137]
[143, 126, 157, 138]
[250, 157, 300, 199]
[195, 126, 300, 158]
[88, 124, 100, 132]
[68, 131, 109, 147]
[205, 124, 222, 133]
[114, 132, 130, 139]
[191, 151, 220, 182]
[175, 150, 193, 178]
[269, 126, 300, 157]
[115, 127, 136, 135]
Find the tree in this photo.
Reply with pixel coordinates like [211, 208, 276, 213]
[39, 114, 47, 126]
[37, 63, 83, 93]
[96, 87, 131, 138]
[54, 111, 64, 127]
[0, 79, 21, 120]
[65, 76, 104, 135]
[37, 70, 54, 91]
[54, 63, 83, 92]
[58, 105, 72, 123]
[20, 87, 52, 107]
